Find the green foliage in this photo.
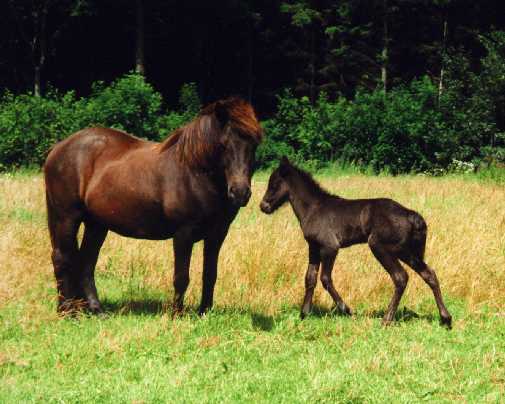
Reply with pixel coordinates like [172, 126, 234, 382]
[0, 90, 80, 169]
[260, 78, 455, 174]
[0, 74, 201, 168]
[73, 73, 164, 140]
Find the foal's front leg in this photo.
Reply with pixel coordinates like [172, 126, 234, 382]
[301, 243, 321, 319]
[320, 247, 352, 316]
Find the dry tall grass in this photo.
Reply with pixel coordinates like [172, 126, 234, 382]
[1, 173, 504, 319]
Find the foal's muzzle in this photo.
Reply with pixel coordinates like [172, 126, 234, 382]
[259, 200, 272, 214]
[228, 185, 252, 207]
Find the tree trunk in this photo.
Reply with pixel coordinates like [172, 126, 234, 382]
[247, 19, 254, 102]
[438, 19, 448, 100]
[33, 4, 48, 97]
[310, 27, 316, 103]
[135, 0, 145, 75]
[381, 0, 388, 94]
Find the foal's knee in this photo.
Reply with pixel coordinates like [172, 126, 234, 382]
[173, 273, 189, 292]
[320, 274, 332, 291]
[395, 271, 409, 291]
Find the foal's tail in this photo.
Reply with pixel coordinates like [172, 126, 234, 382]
[408, 211, 427, 260]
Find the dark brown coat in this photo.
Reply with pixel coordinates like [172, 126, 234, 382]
[260, 157, 452, 327]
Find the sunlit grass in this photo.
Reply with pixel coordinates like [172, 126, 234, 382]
[1, 170, 504, 402]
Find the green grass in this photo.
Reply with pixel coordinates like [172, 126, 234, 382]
[2, 297, 504, 403]
[1, 169, 505, 403]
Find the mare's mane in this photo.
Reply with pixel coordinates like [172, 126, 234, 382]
[159, 97, 262, 168]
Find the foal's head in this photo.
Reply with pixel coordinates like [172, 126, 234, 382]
[260, 156, 291, 214]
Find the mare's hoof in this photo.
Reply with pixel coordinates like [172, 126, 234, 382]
[86, 304, 103, 315]
[300, 311, 307, 320]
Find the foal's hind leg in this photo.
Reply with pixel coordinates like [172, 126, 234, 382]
[320, 248, 352, 316]
[48, 211, 82, 313]
[78, 221, 108, 313]
[401, 254, 452, 328]
[369, 237, 409, 325]
[300, 243, 320, 319]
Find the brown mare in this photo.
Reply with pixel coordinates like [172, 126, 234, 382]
[44, 98, 263, 315]
[260, 157, 452, 327]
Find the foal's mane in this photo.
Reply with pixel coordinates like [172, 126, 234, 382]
[286, 163, 333, 198]
[159, 97, 262, 168]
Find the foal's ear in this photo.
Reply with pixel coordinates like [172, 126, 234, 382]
[214, 100, 229, 128]
[278, 156, 290, 176]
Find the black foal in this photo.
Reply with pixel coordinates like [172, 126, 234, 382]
[260, 157, 452, 327]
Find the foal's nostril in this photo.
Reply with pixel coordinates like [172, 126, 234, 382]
[260, 201, 271, 213]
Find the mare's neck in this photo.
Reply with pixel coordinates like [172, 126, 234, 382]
[285, 170, 325, 225]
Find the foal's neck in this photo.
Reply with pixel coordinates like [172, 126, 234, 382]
[285, 168, 329, 224]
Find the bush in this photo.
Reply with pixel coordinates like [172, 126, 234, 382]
[72, 73, 164, 140]
[0, 74, 197, 168]
[262, 77, 456, 173]
[0, 90, 80, 168]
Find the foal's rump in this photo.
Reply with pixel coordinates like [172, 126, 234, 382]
[362, 198, 427, 253]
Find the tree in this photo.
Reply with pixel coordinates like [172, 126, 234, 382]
[135, 0, 145, 75]
[8, 0, 92, 96]
[281, 1, 322, 103]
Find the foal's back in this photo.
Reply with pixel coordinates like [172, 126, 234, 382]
[307, 194, 425, 252]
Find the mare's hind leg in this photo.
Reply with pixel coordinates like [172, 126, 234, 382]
[300, 243, 321, 319]
[401, 254, 452, 328]
[320, 247, 352, 316]
[49, 211, 83, 313]
[369, 236, 409, 325]
[78, 221, 108, 313]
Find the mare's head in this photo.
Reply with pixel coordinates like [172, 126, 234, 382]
[260, 156, 291, 214]
[163, 97, 263, 207]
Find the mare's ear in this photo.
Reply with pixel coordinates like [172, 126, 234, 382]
[214, 100, 229, 128]
[280, 155, 290, 165]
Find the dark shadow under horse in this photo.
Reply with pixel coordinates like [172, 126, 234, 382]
[44, 97, 263, 315]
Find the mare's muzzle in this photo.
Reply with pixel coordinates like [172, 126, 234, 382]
[228, 184, 252, 207]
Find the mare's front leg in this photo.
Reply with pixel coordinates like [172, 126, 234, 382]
[301, 242, 321, 319]
[320, 247, 352, 316]
[172, 232, 194, 316]
[199, 224, 230, 315]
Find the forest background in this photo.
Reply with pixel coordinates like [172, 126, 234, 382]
[1, 0, 505, 174]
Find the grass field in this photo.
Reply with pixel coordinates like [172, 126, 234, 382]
[1, 169, 505, 402]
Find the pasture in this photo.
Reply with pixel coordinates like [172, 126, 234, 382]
[1, 170, 505, 402]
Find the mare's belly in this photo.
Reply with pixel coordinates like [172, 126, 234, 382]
[89, 208, 178, 240]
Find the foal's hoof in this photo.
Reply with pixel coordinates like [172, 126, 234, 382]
[381, 319, 393, 327]
[337, 305, 353, 316]
[440, 315, 452, 329]
[171, 307, 184, 319]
